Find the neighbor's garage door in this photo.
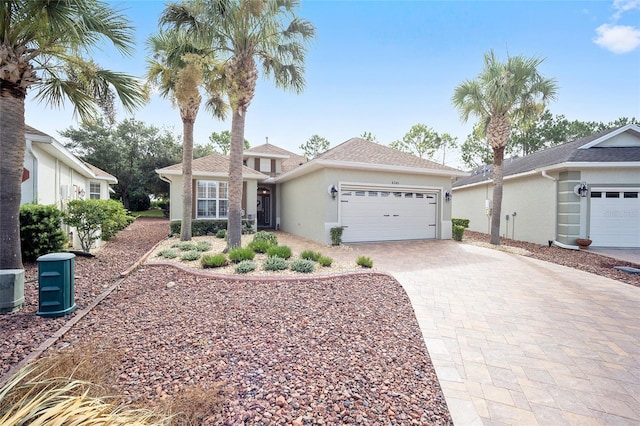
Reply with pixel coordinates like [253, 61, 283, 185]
[340, 187, 437, 243]
[589, 188, 640, 247]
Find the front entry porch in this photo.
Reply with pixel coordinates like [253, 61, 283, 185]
[257, 185, 275, 229]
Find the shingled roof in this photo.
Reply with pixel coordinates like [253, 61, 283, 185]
[454, 125, 640, 188]
[157, 153, 266, 179]
[82, 161, 117, 182]
[317, 137, 462, 172]
[245, 143, 307, 173]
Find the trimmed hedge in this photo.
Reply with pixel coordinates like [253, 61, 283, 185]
[170, 219, 255, 237]
[453, 225, 465, 241]
[452, 218, 470, 228]
[20, 204, 67, 261]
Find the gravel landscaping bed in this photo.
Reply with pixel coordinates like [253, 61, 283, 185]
[60, 268, 451, 424]
[463, 230, 640, 287]
[1, 217, 170, 378]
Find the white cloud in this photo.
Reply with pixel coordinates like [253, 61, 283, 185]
[593, 23, 640, 53]
[613, 0, 640, 19]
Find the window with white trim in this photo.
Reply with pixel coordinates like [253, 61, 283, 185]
[196, 181, 228, 219]
[89, 182, 101, 199]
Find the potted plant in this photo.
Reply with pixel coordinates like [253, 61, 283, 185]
[575, 238, 592, 249]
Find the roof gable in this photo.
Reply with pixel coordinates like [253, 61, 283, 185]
[454, 124, 640, 188]
[245, 143, 308, 173]
[157, 153, 267, 178]
[317, 137, 461, 172]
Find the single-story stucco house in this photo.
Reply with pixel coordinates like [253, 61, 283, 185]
[156, 137, 467, 244]
[452, 124, 640, 248]
[22, 125, 118, 248]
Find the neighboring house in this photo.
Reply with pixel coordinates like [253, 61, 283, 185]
[22, 125, 118, 248]
[157, 137, 466, 245]
[452, 124, 640, 248]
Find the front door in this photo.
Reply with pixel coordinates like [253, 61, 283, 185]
[257, 189, 272, 228]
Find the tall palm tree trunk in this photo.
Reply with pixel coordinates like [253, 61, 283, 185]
[0, 92, 26, 270]
[181, 119, 194, 241]
[227, 108, 246, 249]
[490, 146, 505, 245]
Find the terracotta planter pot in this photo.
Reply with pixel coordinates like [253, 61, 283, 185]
[576, 238, 592, 249]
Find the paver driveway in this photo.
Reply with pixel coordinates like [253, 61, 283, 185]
[348, 239, 640, 426]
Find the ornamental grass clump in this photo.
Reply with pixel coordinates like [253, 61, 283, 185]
[180, 251, 201, 262]
[248, 239, 272, 254]
[318, 256, 333, 267]
[228, 247, 255, 263]
[300, 250, 322, 261]
[157, 249, 178, 259]
[263, 256, 289, 271]
[290, 259, 316, 273]
[356, 256, 373, 268]
[195, 241, 212, 252]
[172, 241, 197, 251]
[235, 260, 256, 274]
[201, 254, 228, 268]
[266, 245, 292, 259]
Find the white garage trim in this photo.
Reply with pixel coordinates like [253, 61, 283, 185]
[338, 182, 440, 243]
[589, 187, 640, 248]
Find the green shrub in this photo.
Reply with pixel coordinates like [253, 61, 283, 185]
[266, 245, 292, 259]
[157, 248, 178, 259]
[290, 259, 316, 273]
[356, 256, 373, 268]
[330, 227, 343, 246]
[201, 253, 228, 268]
[216, 229, 227, 239]
[248, 239, 272, 254]
[300, 250, 322, 261]
[318, 256, 333, 267]
[453, 225, 465, 241]
[19, 204, 67, 261]
[170, 220, 255, 237]
[228, 246, 255, 263]
[263, 256, 289, 271]
[235, 260, 256, 274]
[195, 241, 212, 252]
[252, 231, 278, 246]
[127, 191, 151, 212]
[64, 199, 134, 252]
[180, 251, 201, 261]
[172, 241, 197, 251]
[452, 218, 470, 229]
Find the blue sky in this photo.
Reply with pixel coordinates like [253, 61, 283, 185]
[25, 0, 640, 168]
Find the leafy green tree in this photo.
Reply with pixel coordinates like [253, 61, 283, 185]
[207, 130, 249, 155]
[0, 0, 145, 271]
[61, 119, 182, 207]
[64, 199, 134, 252]
[147, 18, 227, 241]
[390, 124, 440, 159]
[164, 0, 316, 249]
[300, 134, 330, 158]
[438, 133, 458, 166]
[460, 123, 494, 169]
[360, 131, 378, 143]
[452, 50, 557, 245]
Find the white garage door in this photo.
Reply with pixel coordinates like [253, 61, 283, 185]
[589, 189, 640, 247]
[340, 187, 437, 243]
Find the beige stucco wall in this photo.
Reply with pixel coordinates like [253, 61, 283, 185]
[279, 167, 455, 244]
[452, 173, 557, 245]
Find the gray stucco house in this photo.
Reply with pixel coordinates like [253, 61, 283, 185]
[157, 137, 466, 244]
[452, 124, 640, 248]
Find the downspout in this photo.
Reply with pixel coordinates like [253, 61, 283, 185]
[541, 171, 579, 250]
[25, 140, 38, 203]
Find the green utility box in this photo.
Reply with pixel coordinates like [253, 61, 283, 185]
[36, 253, 76, 317]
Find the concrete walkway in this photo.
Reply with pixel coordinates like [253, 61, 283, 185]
[347, 240, 640, 425]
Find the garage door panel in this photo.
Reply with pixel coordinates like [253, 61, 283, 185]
[340, 187, 437, 243]
[589, 190, 640, 248]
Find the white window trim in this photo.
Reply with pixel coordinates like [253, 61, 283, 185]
[89, 182, 101, 199]
[196, 180, 229, 219]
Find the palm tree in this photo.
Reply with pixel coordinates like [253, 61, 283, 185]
[146, 21, 227, 241]
[452, 50, 557, 245]
[0, 0, 145, 271]
[163, 0, 315, 249]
